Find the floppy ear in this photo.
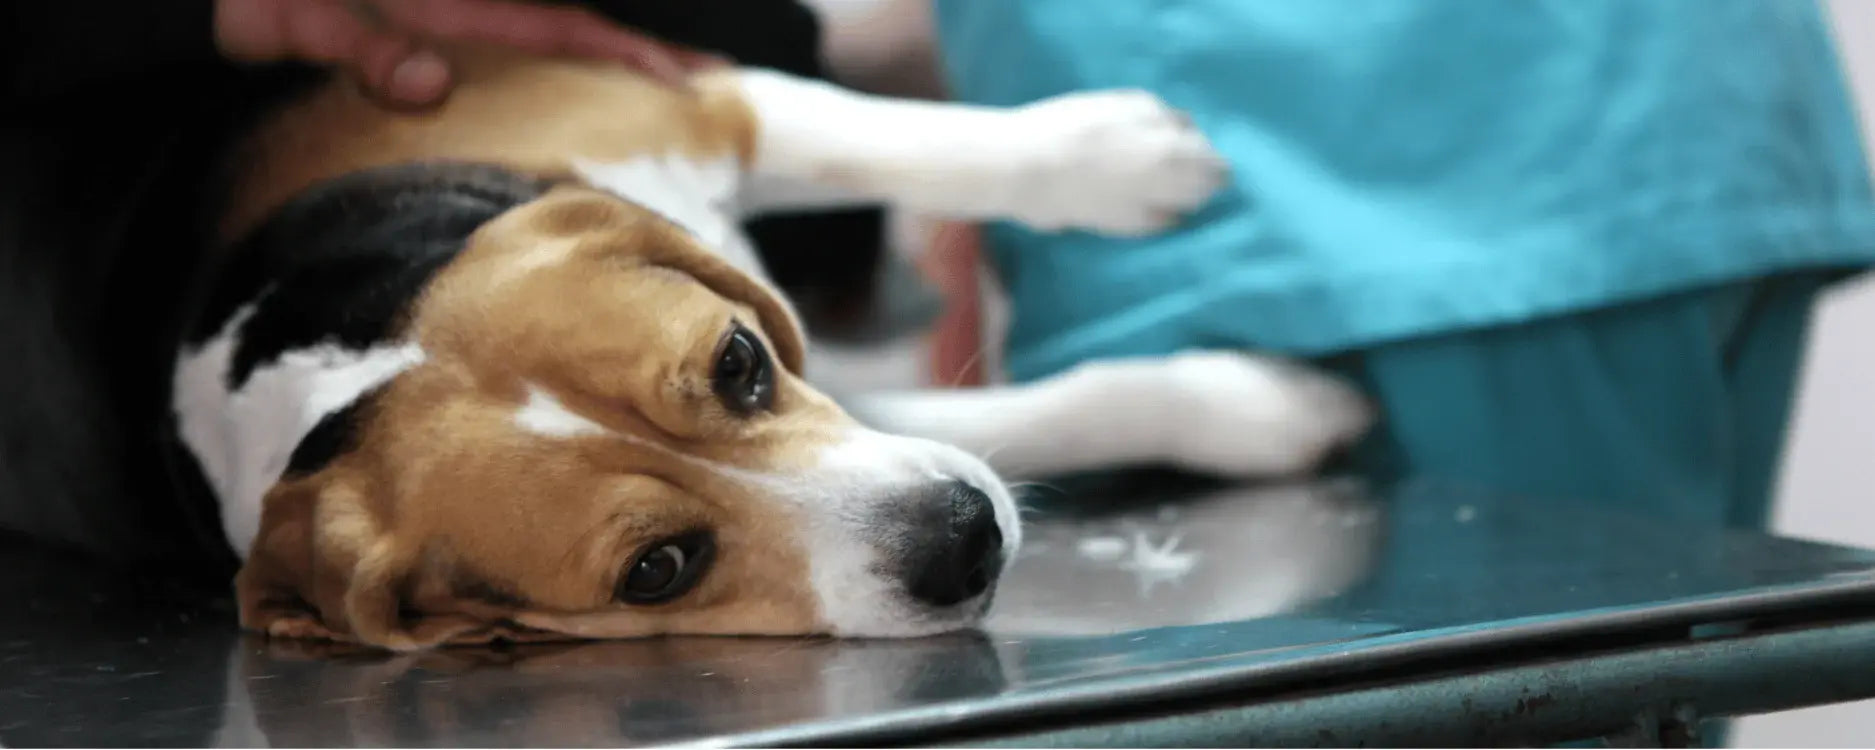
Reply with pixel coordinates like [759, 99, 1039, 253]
[234, 478, 349, 644]
[235, 475, 486, 652]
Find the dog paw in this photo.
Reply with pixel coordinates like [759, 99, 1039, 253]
[262, 614, 351, 644]
[1003, 89, 1231, 237]
[1153, 351, 1375, 478]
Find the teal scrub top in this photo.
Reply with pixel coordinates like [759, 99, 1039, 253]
[931, 0, 1875, 382]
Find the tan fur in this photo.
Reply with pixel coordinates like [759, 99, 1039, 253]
[219, 46, 756, 243]
[228, 52, 861, 649]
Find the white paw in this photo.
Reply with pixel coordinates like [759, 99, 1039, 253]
[1002, 90, 1231, 237]
[1152, 351, 1375, 478]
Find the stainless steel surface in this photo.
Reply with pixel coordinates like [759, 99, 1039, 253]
[977, 620, 1875, 747]
[6, 476, 1875, 746]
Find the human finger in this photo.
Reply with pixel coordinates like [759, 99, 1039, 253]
[378, 0, 700, 86]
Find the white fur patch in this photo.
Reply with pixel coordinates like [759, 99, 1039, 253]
[793, 427, 1022, 637]
[173, 306, 425, 557]
[572, 154, 767, 278]
[731, 69, 1228, 236]
[503, 386, 1024, 637]
[852, 351, 1374, 480]
[514, 384, 610, 438]
[517, 404, 1024, 637]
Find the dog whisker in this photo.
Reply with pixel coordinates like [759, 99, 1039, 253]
[945, 348, 989, 388]
[1006, 480, 1065, 510]
[1009, 480, 1063, 494]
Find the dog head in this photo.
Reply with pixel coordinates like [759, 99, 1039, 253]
[208, 165, 1018, 651]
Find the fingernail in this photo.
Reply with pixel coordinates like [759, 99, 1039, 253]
[688, 51, 731, 70]
[657, 63, 698, 93]
[389, 51, 451, 105]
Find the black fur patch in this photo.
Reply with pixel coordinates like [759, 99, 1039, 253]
[282, 386, 384, 478]
[183, 163, 551, 482]
[187, 163, 553, 390]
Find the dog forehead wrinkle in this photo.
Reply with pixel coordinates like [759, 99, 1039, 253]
[513, 383, 808, 496]
[485, 237, 575, 289]
[658, 443, 809, 499]
[515, 385, 612, 438]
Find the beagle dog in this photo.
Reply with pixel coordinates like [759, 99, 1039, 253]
[173, 47, 1373, 651]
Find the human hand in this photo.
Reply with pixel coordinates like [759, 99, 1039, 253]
[213, 0, 728, 108]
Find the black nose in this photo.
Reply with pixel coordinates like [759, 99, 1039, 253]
[905, 481, 1004, 608]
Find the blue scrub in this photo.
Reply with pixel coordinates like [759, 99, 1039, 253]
[932, 0, 1875, 530]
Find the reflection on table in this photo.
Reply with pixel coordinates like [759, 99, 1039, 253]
[6, 475, 1875, 747]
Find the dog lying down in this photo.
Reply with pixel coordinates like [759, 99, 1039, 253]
[172, 47, 1375, 651]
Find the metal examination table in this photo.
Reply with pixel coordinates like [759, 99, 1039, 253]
[5, 476, 1875, 747]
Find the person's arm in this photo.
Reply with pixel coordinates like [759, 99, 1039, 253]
[7, 0, 728, 107]
[213, 0, 725, 106]
[5, 0, 223, 99]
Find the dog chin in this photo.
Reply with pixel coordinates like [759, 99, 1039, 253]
[823, 583, 1003, 639]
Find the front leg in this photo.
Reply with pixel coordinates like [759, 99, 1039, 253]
[847, 352, 1376, 480]
[728, 69, 1229, 236]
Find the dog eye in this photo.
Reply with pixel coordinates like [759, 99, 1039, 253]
[616, 531, 714, 604]
[711, 323, 774, 415]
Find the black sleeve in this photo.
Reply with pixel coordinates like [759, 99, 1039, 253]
[6, 0, 222, 99]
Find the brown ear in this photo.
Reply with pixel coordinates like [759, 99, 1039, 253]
[235, 475, 484, 652]
[235, 478, 351, 644]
